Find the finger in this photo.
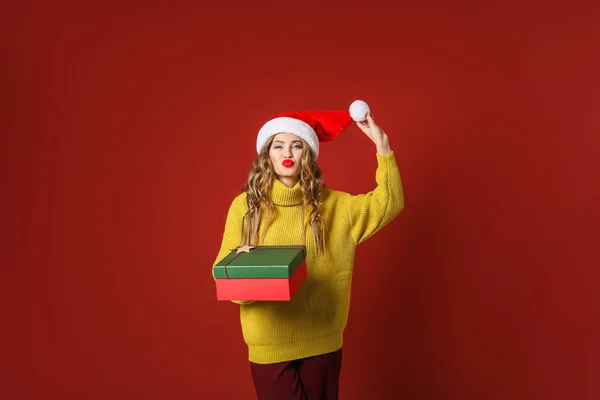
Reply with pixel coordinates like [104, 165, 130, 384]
[366, 113, 375, 124]
[355, 121, 369, 133]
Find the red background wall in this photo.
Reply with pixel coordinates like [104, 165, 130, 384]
[2, 1, 599, 399]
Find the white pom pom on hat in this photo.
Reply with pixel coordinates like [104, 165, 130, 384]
[349, 100, 370, 122]
[256, 100, 371, 160]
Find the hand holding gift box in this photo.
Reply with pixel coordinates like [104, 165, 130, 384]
[213, 245, 307, 301]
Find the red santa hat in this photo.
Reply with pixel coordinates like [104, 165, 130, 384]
[256, 100, 371, 160]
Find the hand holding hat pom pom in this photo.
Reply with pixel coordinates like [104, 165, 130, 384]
[352, 100, 392, 156]
[349, 100, 370, 122]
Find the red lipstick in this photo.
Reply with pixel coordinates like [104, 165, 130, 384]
[282, 159, 294, 168]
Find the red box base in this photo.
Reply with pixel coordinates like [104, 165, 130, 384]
[215, 261, 307, 301]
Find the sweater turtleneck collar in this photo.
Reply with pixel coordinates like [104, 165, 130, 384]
[270, 178, 303, 206]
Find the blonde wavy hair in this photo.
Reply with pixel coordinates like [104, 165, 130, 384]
[241, 136, 326, 252]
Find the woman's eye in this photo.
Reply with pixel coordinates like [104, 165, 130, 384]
[272, 144, 301, 150]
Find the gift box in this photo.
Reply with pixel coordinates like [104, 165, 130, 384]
[213, 245, 307, 301]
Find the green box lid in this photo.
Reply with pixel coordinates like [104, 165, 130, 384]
[213, 245, 306, 279]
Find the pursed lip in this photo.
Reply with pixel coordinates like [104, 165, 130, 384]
[282, 160, 294, 167]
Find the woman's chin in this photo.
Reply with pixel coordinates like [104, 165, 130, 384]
[275, 168, 299, 177]
[275, 170, 300, 179]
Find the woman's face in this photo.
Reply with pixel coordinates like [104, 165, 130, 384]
[269, 133, 304, 186]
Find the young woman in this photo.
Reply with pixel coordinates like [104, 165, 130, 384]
[213, 101, 405, 400]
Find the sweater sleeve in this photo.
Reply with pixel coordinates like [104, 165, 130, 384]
[211, 194, 255, 305]
[345, 152, 405, 245]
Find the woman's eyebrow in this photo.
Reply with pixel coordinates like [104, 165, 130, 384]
[273, 140, 303, 144]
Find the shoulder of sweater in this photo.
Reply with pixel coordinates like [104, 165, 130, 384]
[228, 192, 248, 212]
[322, 186, 352, 203]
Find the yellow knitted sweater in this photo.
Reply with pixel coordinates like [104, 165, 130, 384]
[213, 152, 404, 364]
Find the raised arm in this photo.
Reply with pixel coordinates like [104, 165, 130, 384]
[345, 114, 404, 245]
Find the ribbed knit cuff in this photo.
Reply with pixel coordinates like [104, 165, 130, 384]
[376, 151, 397, 166]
